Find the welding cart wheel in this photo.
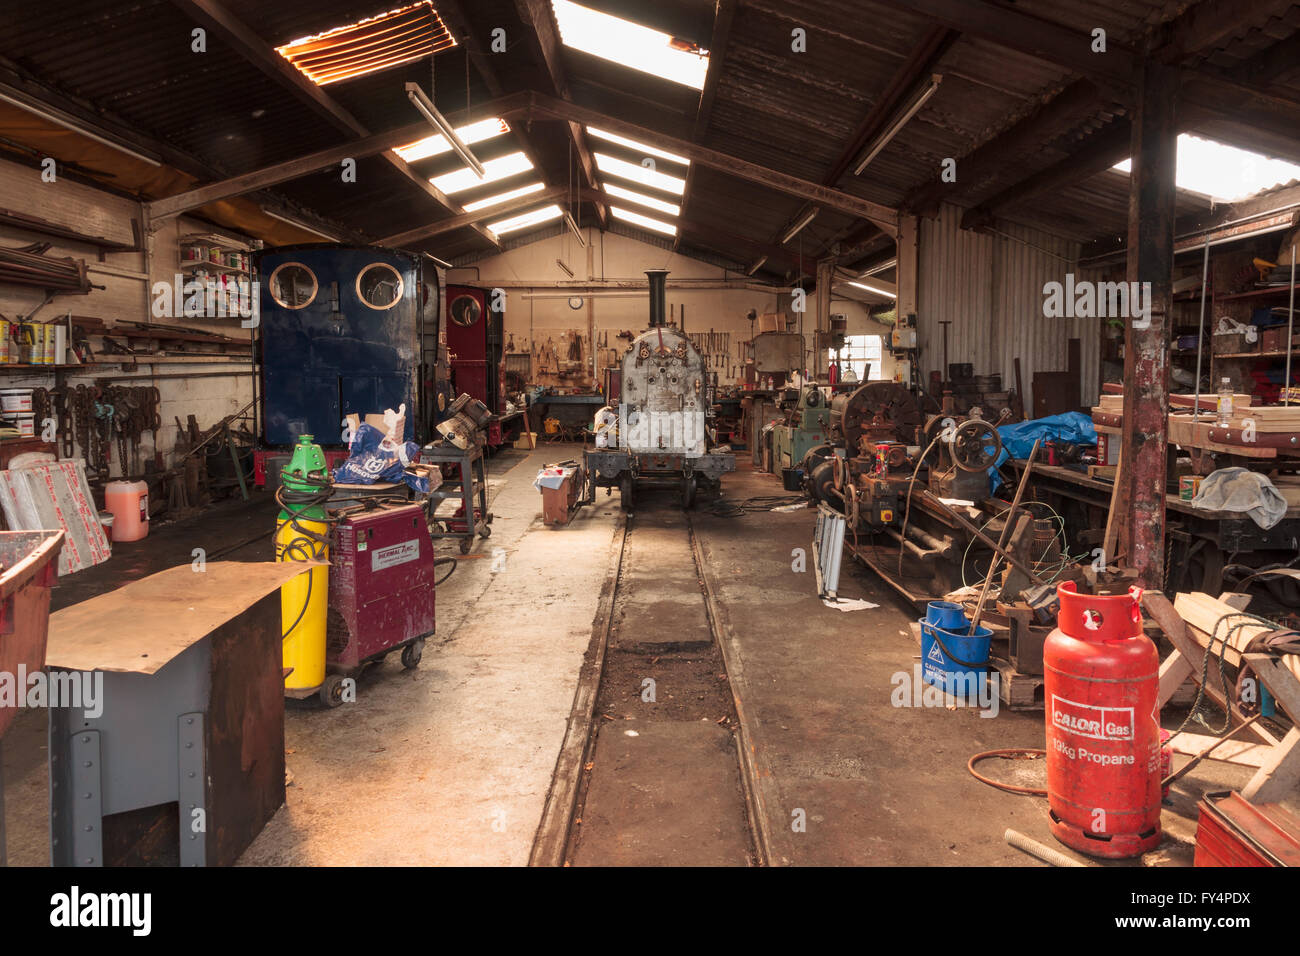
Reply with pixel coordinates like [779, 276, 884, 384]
[459, 537, 472, 554]
[479, 525, 492, 539]
[401, 638, 425, 670]
[319, 674, 347, 708]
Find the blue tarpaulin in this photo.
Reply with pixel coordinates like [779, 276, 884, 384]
[990, 411, 1097, 489]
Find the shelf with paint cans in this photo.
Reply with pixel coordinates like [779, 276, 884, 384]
[179, 232, 254, 275]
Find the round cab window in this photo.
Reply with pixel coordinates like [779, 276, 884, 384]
[269, 263, 317, 309]
[357, 263, 404, 310]
[450, 294, 481, 327]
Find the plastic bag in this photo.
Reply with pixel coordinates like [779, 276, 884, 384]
[333, 422, 429, 493]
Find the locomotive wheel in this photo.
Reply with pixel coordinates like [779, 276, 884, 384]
[620, 475, 634, 511]
[401, 637, 424, 670]
[681, 476, 697, 509]
[319, 674, 346, 708]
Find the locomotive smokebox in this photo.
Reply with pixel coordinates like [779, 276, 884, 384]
[646, 270, 668, 327]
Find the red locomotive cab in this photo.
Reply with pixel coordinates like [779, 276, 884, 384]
[1043, 581, 1162, 858]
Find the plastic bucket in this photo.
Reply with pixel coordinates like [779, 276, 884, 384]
[925, 600, 967, 631]
[919, 619, 993, 695]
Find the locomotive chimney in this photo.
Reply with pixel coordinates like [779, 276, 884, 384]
[646, 270, 668, 328]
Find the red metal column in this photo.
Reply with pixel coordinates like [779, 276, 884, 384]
[1119, 61, 1179, 587]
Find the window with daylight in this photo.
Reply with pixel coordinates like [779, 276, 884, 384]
[551, 1, 709, 90]
[833, 335, 884, 381]
[1114, 134, 1300, 202]
[276, 2, 456, 86]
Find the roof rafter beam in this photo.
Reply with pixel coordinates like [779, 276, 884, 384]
[166, 0, 499, 247]
[143, 93, 532, 220]
[825, 26, 959, 186]
[513, 0, 608, 229]
[528, 93, 900, 233]
[959, 22, 1300, 228]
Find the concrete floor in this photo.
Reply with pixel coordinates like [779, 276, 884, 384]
[2, 443, 1293, 866]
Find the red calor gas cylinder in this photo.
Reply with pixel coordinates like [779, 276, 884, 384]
[1044, 582, 1162, 858]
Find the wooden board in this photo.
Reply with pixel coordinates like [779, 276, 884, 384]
[46, 560, 319, 673]
[1170, 732, 1270, 768]
[991, 657, 1044, 711]
[1173, 591, 1300, 685]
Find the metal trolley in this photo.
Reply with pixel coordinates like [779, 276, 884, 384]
[421, 441, 493, 553]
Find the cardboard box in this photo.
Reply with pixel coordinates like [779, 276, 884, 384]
[757, 313, 785, 333]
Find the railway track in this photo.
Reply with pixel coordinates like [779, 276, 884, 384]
[530, 492, 767, 866]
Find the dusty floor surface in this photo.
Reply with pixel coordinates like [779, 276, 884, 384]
[3, 444, 1294, 866]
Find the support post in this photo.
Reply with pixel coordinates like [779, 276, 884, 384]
[1118, 61, 1178, 588]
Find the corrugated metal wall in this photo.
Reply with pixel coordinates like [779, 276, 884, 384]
[917, 204, 1101, 407]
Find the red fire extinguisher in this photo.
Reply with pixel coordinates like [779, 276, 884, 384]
[1044, 582, 1161, 858]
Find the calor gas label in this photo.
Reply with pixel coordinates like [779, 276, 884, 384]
[1050, 694, 1134, 741]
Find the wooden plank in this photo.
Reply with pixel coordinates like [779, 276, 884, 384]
[1169, 732, 1270, 768]
[1243, 726, 1300, 803]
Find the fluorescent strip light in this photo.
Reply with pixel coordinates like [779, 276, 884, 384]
[0, 91, 161, 167]
[552, 0, 708, 90]
[462, 181, 546, 212]
[602, 182, 681, 216]
[746, 256, 768, 276]
[487, 204, 562, 235]
[594, 153, 686, 194]
[394, 117, 510, 162]
[431, 151, 534, 194]
[563, 211, 587, 247]
[781, 207, 819, 244]
[847, 280, 897, 299]
[610, 205, 677, 236]
[860, 258, 896, 278]
[406, 82, 485, 177]
[587, 127, 690, 166]
[260, 207, 339, 241]
[854, 74, 943, 176]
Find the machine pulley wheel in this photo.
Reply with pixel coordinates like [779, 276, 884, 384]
[951, 419, 1002, 472]
[830, 454, 847, 493]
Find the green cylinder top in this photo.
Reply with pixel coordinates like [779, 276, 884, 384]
[281, 434, 329, 495]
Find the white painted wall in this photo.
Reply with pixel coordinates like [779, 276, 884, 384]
[0, 155, 252, 475]
[452, 229, 897, 384]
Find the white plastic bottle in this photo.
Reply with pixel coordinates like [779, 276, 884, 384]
[1216, 377, 1233, 426]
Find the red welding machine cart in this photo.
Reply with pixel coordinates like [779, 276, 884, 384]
[321, 500, 439, 705]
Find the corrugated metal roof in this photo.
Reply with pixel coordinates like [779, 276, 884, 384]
[0, 0, 1296, 267]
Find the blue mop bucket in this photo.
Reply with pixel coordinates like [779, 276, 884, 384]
[919, 619, 993, 695]
[925, 601, 968, 631]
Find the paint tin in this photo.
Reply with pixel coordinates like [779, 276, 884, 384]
[12, 413, 35, 437]
[0, 387, 33, 413]
[1180, 475, 1202, 500]
[0, 318, 8, 363]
